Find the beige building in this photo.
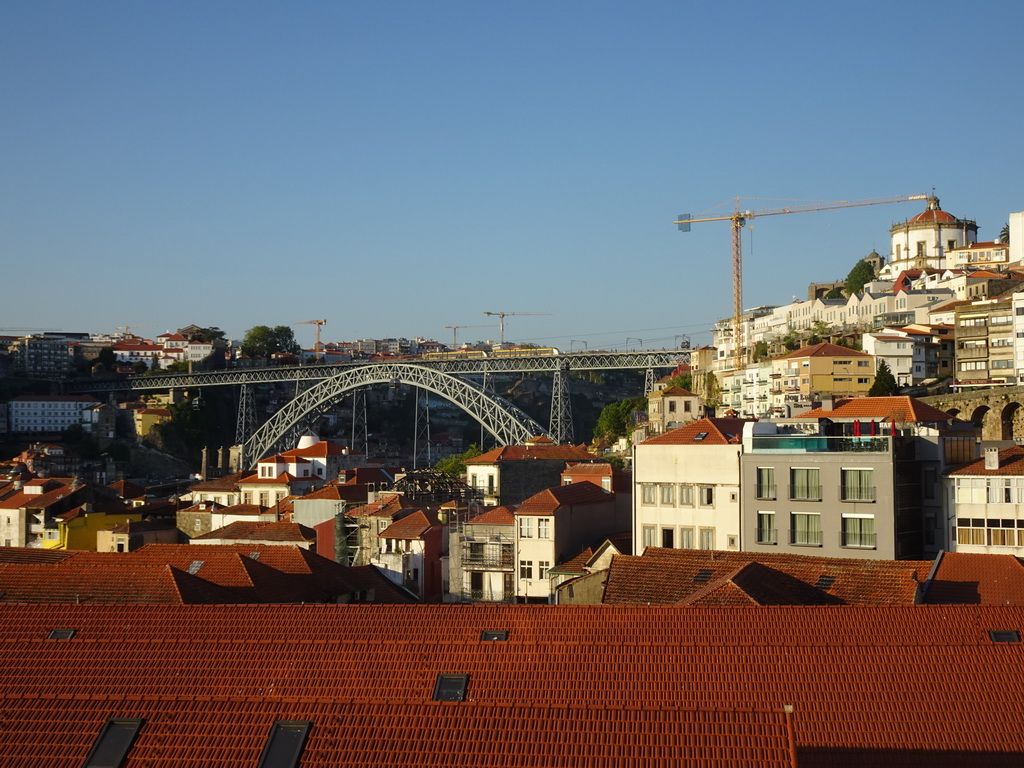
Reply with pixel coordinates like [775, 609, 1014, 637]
[771, 342, 874, 407]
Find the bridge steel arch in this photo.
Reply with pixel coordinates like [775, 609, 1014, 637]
[243, 363, 549, 466]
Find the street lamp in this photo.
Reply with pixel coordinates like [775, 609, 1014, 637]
[570, 340, 588, 352]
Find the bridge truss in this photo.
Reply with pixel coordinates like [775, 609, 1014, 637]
[71, 351, 690, 465]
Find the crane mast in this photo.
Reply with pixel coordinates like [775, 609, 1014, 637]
[676, 193, 927, 373]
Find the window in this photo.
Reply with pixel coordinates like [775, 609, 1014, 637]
[668, 400, 677, 413]
[487, 475, 495, 495]
[956, 518, 986, 546]
[83, 718, 144, 768]
[699, 486, 714, 506]
[841, 469, 875, 502]
[699, 527, 715, 550]
[841, 514, 875, 548]
[537, 518, 550, 539]
[519, 560, 533, 579]
[660, 484, 675, 505]
[470, 473, 478, 488]
[661, 528, 674, 548]
[481, 630, 508, 641]
[678, 526, 695, 549]
[679, 484, 693, 505]
[756, 468, 775, 500]
[756, 512, 776, 544]
[538, 561, 550, 579]
[790, 468, 821, 501]
[433, 674, 469, 702]
[790, 512, 822, 546]
[642, 484, 656, 505]
[989, 519, 1017, 546]
[642, 525, 657, 550]
[518, 518, 533, 538]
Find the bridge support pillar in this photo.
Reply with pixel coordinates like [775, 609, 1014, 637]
[644, 368, 656, 395]
[235, 384, 255, 468]
[549, 366, 574, 445]
[414, 389, 432, 469]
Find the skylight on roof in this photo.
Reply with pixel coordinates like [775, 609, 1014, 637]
[256, 721, 312, 768]
[187, 560, 204, 575]
[989, 630, 1021, 643]
[46, 628, 76, 640]
[815, 575, 836, 591]
[433, 673, 469, 702]
[693, 569, 714, 584]
[480, 630, 508, 641]
[693, 432, 708, 441]
[83, 718, 144, 768]
[249, 551, 261, 560]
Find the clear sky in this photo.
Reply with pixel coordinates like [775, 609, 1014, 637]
[3, 1, 1022, 351]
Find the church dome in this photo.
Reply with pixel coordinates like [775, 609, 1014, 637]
[908, 195, 958, 224]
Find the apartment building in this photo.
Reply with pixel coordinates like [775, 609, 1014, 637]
[954, 294, 1015, 387]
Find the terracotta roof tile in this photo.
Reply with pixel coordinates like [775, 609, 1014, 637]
[465, 444, 595, 465]
[779, 342, 870, 359]
[924, 552, 1024, 605]
[0, 603, 1021, 765]
[797, 396, 956, 423]
[604, 548, 928, 606]
[516, 481, 610, 516]
[193, 521, 316, 543]
[466, 505, 516, 526]
[640, 417, 751, 446]
[378, 510, 435, 540]
[949, 446, 1024, 476]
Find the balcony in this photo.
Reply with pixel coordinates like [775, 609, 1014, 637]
[839, 485, 876, 502]
[789, 529, 822, 547]
[756, 528, 777, 545]
[840, 531, 877, 549]
[750, 435, 889, 454]
[462, 541, 514, 570]
[755, 484, 776, 501]
[460, 589, 515, 603]
[789, 486, 823, 502]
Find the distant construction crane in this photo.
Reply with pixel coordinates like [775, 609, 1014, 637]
[483, 311, 551, 346]
[295, 319, 327, 362]
[444, 324, 494, 348]
[675, 194, 927, 370]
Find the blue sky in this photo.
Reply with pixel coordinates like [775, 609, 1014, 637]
[3, 1, 1022, 351]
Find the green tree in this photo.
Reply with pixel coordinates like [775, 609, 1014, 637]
[241, 325, 301, 358]
[435, 444, 484, 477]
[824, 286, 845, 299]
[868, 359, 899, 397]
[844, 258, 875, 296]
[593, 396, 647, 442]
[187, 326, 227, 343]
[752, 340, 769, 362]
[807, 321, 830, 346]
[1000, 222, 1010, 244]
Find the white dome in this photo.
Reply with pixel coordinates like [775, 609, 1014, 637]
[295, 434, 320, 450]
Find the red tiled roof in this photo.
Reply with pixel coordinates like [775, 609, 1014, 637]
[193, 521, 316, 543]
[779, 342, 870, 359]
[236, 472, 303, 485]
[188, 472, 247, 492]
[680, 562, 841, 607]
[465, 444, 595, 465]
[516, 481, 610, 516]
[924, 552, 1024, 605]
[797, 396, 956, 423]
[640, 417, 751, 446]
[603, 548, 928, 606]
[649, 385, 696, 397]
[107, 479, 147, 499]
[908, 207, 958, 224]
[0, 603, 1022, 765]
[949, 446, 1024, 476]
[466, 506, 516, 526]
[378, 510, 435, 540]
[279, 441, 349, 458]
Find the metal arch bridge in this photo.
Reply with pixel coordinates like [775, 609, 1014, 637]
[71, 350, 690, 464]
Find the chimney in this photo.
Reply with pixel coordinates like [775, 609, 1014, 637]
[985, 447, 1000, 471]
[821, 394, 834, 411]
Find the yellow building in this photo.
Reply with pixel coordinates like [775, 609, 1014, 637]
[44, 504, 144, 551]
[771, 342, 875, 403]
[134, 407, 172, 440]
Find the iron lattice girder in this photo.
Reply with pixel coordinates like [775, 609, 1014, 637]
[243, 363, 549, 464]
[70, 351, 690, 393]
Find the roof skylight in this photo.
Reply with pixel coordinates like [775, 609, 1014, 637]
[83, 718, 144, 768]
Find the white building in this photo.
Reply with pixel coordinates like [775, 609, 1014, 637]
[880, 196, 977, 279]
[632, 417, 750, 555]
[9, 395, 101, 435]
[947, 447, 1024, 555]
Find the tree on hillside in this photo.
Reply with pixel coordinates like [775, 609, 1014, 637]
[824, 286, 845, 299]
[435, 444, 484, 477]
[844, 259, 875, 297]
[868, 359, 899, 397]
[593, 396, 648, 442]
[241, 325, 301, 358]
[187, 326, 226, 343]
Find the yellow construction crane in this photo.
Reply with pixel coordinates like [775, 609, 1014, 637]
[444, 324, 494, 348]
[295, 319, 327, 362]
[675, 194, 927, 370]
[483, 311, 551, 346]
